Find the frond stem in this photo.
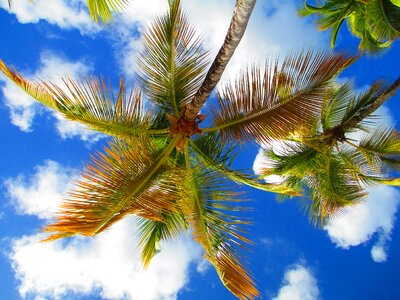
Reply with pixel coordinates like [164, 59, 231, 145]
[342, 77, 400, 130]
[189, 140, 300, 195]
[91, 134, 181, 235]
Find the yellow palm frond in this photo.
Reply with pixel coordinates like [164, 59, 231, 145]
[178, 167, 258, 299]
[0, 61, 167, 139]
[43, 136, 182, 240]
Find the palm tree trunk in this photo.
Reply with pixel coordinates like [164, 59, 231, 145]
[342, 76, 400, 130]
[184, 0, 257, 121]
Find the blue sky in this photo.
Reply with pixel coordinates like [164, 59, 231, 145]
[0, 0, 400, 299]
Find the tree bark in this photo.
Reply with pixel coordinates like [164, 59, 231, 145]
[342, 76, 400, 130]
[184, 0, 257, 121]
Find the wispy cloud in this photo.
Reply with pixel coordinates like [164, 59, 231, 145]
[324, 186, 400, 263]
[109, 0, 328, 79]
[272, 264, 320, 300]
[0, 0, 98, 33]
[4, 160, 78, 220]
[5, 160, 204, 299]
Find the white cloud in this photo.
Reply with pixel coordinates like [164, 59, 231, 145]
[0, 51, 102, 141]
[111, 0, 328, 79]
[10, 218, 202, 300]
[0, 0, 98, 33]
[4, 160, 204, 299]
[371, 244, 388, 263]
[324, 186, 400, 262]
[4, 160, 78, 220]
[184, 0, 328, 84]
[273, 264, 320, 300]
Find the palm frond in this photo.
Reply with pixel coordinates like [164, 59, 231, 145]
[178, 168, 258, 299]
[380, 0, 400, 32]
[357, 127, 400, 171]
[137, 211, 187, 268]
[261, 143, 365, 226]
[321, 82, 354, 131]
[87, 0, 130, 24]
[190, 135, 301, 196]
[366, 0, 400, 42]
[43, 137, 182, 240]
[0, 61, 166, 139]
[210, 51, 356, 144]
[305, 152, 366, 226]
[261, 143, 318, 178]
[137, 0, 208, 115]
[337, 146, 379, 187]
[339, 81, 386, 130]
[0, 60, 57, 108]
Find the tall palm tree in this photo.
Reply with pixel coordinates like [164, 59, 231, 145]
[0, 0, 357, 298]
[7, 0, 130, 23]
[299, 0, 400, 52]
[258, 78, 400, 226]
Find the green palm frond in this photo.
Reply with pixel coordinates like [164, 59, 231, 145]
[43, 136, 182, 240]
[261, 143, 318, 178]
[179, 167, 258, 299]
[300, 0, 399, 52]
[347, 8, 391, 53]
[87, 0, 130, 24]
[260, 143, 365, 226]
[209, 51, 356, 144]
[356, 127, 400, 171]
[366, 0, 399, 42]
[190, 135, 301, 196]
[381, 0, 400, 32]
[137, 211, 188, 268]
[137, 0, 208, 116]
[321, 82, 354, 131]
[299, 0, 361, 31]
[336, 146, 378, 186]
[0, 61, 167, 139]
[303, 152, 366, 226]
[339, 81, 385, 130]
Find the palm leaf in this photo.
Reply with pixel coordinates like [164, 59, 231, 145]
[137, 0, 208, 115]
[339, 81, 386, 130]
[190, 135, 301, 196]
[87, 0, 130, 24]
[261, 143, 318, 178]
[381, 0, 400, 32]
[356, 127, 400, 171]
[43, 136, 182, 240]
[178, 167, 258, 299]
[137, 211, 187, 268]
[0, 61, 166, 139]
[209, 51, 356, 144]
[366, 0, 400, 41]
[321, 82, 354, 131]
[303, 152, 366, 226]
[261, 143, 365, 226]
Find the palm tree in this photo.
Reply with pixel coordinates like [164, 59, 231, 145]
[258, 78, 400, 226]
[7, 0, 130, 23]
[299, 0, 400, 52]
[0, 0, 357, 298]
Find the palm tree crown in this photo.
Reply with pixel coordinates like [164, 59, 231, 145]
[2, 0, 394, 298]
[258, 78, 400, 226]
